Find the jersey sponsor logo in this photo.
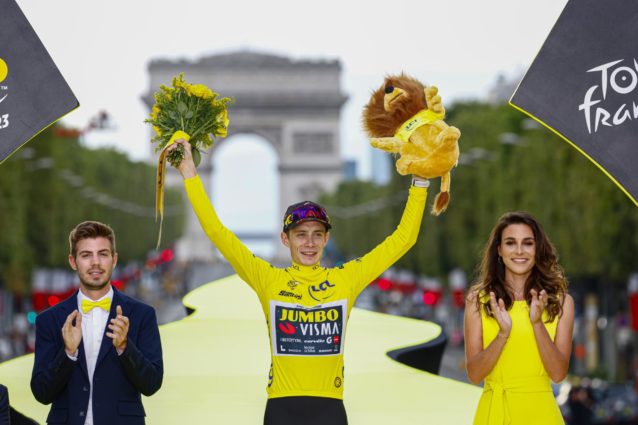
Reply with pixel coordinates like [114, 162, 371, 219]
[308, 280, 336, 301]
[268, 364, 274, 387]
[287, 280, 300, 290]
[278, 290, 302, 300]
[270, 299, 347, 357]
[278, 321, 296, 335]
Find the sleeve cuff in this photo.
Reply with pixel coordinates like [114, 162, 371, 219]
[411, 177, 430, 188]
[183, 174, 200, 187]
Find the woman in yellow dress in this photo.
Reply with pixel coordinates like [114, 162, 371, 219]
[464, 212, 574, 425]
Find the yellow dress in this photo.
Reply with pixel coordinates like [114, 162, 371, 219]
[473, 300, 564, 425]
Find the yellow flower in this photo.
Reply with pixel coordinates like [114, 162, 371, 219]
[219, 108, 229, 126]
[172, 74, 189, 91]
[216, 109, 229, 137]
[153, 126, 162, 136]
[151, 105, 160, 121]
[188, 84, 214, 99]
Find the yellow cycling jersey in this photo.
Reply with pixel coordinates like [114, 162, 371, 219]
[184, 175, 427, 399]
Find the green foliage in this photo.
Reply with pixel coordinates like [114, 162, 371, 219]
[0, 126, 185, 292]
[0, 156, 32, 293]
[324, 101, 638, 284]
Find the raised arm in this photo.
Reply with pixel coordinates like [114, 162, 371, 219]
[347, 178, 428, 296]
[170, 139, 270, 291]
[370, 136, 404, 153]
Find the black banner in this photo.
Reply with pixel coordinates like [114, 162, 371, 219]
[0, 0, 79, 163]
[510, 0, 638, 206]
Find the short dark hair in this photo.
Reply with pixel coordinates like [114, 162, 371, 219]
[69, 221, 116, 257]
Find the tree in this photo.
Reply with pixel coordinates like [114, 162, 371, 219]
[0, 126, 185, 292]
[323, 101, 638, 285]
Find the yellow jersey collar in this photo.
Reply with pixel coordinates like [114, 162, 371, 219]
[288, 262, 326, 276]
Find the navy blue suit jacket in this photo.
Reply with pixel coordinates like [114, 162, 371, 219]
[0, 384, 9, 425]
[31, 287, 163, 425]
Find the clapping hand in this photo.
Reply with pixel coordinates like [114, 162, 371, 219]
[62, 310, 82, 356]
[530, 288, 548, 324]
[107, 305, 129, 353]
[489, 292, 512, 338]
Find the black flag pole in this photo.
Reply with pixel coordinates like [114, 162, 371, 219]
[0, 0, 79, 164]
[510, 0, 638, 207]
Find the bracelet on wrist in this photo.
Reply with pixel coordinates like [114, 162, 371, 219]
[411, 177, 430, 188]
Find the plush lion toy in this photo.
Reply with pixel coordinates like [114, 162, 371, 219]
[363, 74, 460, 215]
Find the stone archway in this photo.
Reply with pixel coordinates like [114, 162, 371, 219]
[144, 51, 347, 262]
[210, 133, 279, 259]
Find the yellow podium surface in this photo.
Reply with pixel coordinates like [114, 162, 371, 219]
[0, 275, 481, 423]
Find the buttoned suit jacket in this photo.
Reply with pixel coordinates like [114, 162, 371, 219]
[0, 384, 9, 425]
[31, 286, 163, 425]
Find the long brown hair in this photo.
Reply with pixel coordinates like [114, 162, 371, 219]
[470, 212, 567, 322]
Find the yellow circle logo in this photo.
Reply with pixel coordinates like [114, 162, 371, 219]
[0, 58, 8, 83]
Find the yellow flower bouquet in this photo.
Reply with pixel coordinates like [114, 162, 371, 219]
[145, 73, 231, 247]
[145, 73, 231, 167]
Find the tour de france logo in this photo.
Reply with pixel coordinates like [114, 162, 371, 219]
[578, 57, 638, 135]
[0, 58, 9, 131]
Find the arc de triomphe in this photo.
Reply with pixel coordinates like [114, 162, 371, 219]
[144, 51, 348, 262]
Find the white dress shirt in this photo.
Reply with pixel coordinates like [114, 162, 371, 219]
[74, 287, 113, 425]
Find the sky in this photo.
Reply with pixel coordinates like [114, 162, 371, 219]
[16, 0, 569, 256]
[17, 0, 569, 164]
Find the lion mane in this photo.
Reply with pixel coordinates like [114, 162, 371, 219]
[362, 74, 430, 137]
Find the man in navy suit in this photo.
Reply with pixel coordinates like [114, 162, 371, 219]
[31, 221, 163, 425]
[1, 383, 38, 425]
[0, 384, 8, 425]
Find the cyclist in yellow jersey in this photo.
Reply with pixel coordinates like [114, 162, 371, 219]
[169, 139, 429, 425]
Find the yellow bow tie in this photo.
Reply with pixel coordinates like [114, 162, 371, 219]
[81, 298, 111, 314]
